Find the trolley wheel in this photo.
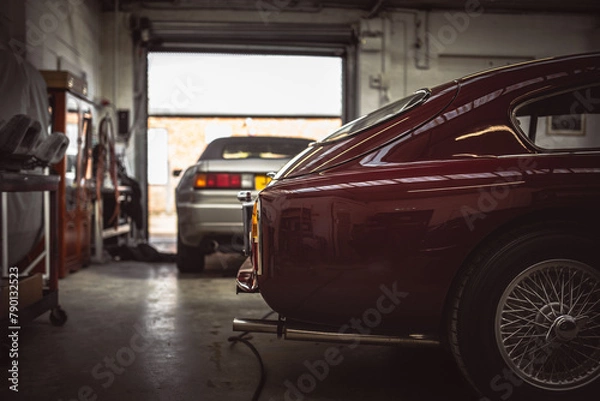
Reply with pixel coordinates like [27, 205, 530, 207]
[49, 307, 68, 326]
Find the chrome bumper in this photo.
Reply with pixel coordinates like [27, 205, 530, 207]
[235, 257, 258, 293]
[237, 191, 254, 256]
[235, 191, 258, 293]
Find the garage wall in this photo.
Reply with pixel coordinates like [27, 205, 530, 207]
[12, 4, 599, 120]
[23, 0, 103, 99]
[535, 116, 600, 150]
[0, 0, 26, 47]
[115, 7, 600, 117]
[100, 12, 134, 113]
[358, 11, 600, 114]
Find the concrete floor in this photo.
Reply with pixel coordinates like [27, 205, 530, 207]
[1, 252, 476, 401]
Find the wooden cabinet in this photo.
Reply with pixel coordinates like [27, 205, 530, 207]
[44, 75, 96, 277]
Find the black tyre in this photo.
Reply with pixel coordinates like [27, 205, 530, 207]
[448, 222, 600, 401]
[176, 234, 205, 273]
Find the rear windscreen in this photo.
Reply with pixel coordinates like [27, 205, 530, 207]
[321, 89, 430, 142]
[200, 139, 312, 160]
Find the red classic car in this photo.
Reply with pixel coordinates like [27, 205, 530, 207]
[234, 53, 600, 401]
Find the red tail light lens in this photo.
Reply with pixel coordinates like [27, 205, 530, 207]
[194, 173, 242, 189]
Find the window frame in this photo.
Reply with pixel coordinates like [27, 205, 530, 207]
[511, 82, 600, 153]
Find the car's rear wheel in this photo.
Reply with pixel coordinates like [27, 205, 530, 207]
[448, 222, 600, 401]
[176, 234, 205, 273]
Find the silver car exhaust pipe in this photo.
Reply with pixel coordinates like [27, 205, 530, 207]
[233, 318, 440, 347]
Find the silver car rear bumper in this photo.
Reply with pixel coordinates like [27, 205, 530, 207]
[177, 189, 251, 248]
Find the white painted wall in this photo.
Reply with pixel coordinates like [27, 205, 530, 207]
[99, 11, 134, 112]
[24, 0, 103, 100]
[99, 12, 137, 174]
[357, 11, 600, 114]
[519, 115, 600, 150]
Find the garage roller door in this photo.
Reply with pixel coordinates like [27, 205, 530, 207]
[148, 21, 357, 56]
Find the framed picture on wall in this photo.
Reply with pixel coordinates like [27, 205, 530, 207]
[547, 114, 586, 135]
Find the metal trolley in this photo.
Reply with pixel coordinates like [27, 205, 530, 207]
[1, 171, 67, 329]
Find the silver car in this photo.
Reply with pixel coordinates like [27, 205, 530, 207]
[175, 136, 313, 272]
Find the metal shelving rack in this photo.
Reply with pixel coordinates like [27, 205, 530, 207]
[92, 185, 135, 262]
[0, 171, 67, 326]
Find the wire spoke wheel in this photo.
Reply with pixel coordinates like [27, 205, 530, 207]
[496, 259, 600, 391]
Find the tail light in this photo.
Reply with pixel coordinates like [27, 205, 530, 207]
[237, 193, 262, 276]
[194, 173, 253, 189]
[251, 201, 258, 241]
[251, 200, 263, 275]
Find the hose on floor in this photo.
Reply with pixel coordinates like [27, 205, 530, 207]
[228, 311, 275, 401]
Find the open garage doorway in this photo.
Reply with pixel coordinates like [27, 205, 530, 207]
[146, 52, 343, 255]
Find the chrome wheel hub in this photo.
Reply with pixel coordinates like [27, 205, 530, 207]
[551, 315, 579, 341]
[496, 259, 600, 391]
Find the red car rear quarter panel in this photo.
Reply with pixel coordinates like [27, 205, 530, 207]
[257, 154, 600, 333]
[255, 53, 600, 334]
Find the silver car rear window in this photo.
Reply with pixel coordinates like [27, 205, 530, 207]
[199, 138, 313, 161]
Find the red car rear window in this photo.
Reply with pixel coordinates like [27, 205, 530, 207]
[321, 89, 430, 142]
